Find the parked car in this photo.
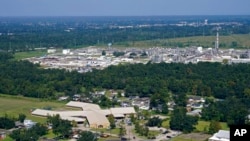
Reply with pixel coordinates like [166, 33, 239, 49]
[166, 135, 172, 138]
[162, 130, 170, 134]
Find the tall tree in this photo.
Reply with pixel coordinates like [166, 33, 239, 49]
[208, 120, 222, 134]
[107, 114, 116, 129]
[170, 107, 198, 133]
[119, 126, 126, 138]
[77, 131, 97, 141]
[18, 113, 26, 123]
[47, 115, 72, 137]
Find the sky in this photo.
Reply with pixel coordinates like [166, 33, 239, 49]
[0, 0, 249, 16]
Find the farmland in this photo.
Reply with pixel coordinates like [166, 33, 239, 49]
[0, 94, 70, 123]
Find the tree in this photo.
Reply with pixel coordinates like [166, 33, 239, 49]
[161, 103, 169, 114]
[119, 126, 126, 137]
[10, 123, 47, 141]
[113, 51, 125, 57]
[0, 52, 13, 61]
[77, 131, 97, 141]
[56, 120, 72, 138]
[18, 113, 26, 123]
[231, 41, 238, 48]
[47, 115, 72, 138]
[208, 120, 222, 134]
[142, 126, 149, 136]
[146, 117, 162, 127]
[222, 59, 229, 64]
[0, 115, 15, 129]
[107, 114, 116, 129]
[129, 114, 136, 124]
[99, 95, 112, 108]
[102, 50, 106, 56]
[170, 107, 198, 133]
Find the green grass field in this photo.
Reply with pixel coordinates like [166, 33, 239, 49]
[2, 136, 14, 141]
[162, 119, 229, 132]
[113, 34, 250, 48]
[0, 94, 68, 123]
[195, 120, 229, 132]
[14, 50, 47, 60]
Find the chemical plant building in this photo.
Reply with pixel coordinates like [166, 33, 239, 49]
[32, 101, 136, 128]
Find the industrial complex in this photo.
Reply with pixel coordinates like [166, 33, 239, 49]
[26, 31, 250, 73]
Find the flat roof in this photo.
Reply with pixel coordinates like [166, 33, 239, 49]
[32, 109, 108, 125]
[66, 101, 101, 110]
[32, 101, 136, 127]
[84, 111, 109, 125]
[110, 107, 136, 115]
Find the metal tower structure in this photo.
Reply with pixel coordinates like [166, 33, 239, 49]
[215, 31, 219, 51]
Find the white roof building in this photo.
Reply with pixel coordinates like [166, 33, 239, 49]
[32, 101, 136, 129]
[110, 107, 136, 115]
[66, 101, 101, 110]
[209, 130, 230, 141]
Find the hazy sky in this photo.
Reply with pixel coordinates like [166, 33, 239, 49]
[0, 0, 249, 16]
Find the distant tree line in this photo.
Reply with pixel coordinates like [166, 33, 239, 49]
[1, 22, 250, 51]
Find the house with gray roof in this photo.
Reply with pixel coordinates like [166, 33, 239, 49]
[209, 130, 229, 141]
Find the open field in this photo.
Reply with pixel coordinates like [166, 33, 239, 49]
[114, 34, 250, 48]
[195, 121, 229, 132]
[0, 94, 70, 123]
[162, 119, 228, 132]
[170, 133, 211, 141]
[14, 50, 47, 60]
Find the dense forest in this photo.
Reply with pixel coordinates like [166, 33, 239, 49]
[1, 52, 250, 101]
[86, 62, 250, 99]
[0, 16, 250, 51]
[1, 52, 250, 125]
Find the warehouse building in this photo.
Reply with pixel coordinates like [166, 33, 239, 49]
[32, 101, 136, 128]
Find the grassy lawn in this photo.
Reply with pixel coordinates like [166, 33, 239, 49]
[91, 128, 120, 135]
[43, 130, 57, 139]
[170, 133, 211, 141]
[195, 120, 229, 132]
[148, 130, 161, 137]
[14, 50, 47, 60]
[162, 119, 170, 128]
[2, 136, 14, 141]
[98, 137, 121, 141]
[0, 94, 68, 123]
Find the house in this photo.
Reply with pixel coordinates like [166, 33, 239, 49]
[24, 119, 36, 129]
[58, 96, 69, 101]
[188, 96, 205, 103]
[132, 97, 150, 110]
[120, 101, 131, 107]
[15, 121, 25, 128]
[72, 94, 81, 101]
[92, 91, 105, 97]
[186, 109, 202, 117]
[209, 130, 229, 141]
[47, 49, 56, 54]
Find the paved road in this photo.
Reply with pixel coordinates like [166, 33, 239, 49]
[154, 130, 182, 141]
[124, 124, 144, 141]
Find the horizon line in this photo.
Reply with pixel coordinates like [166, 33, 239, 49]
[0, 14, 250, 17]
